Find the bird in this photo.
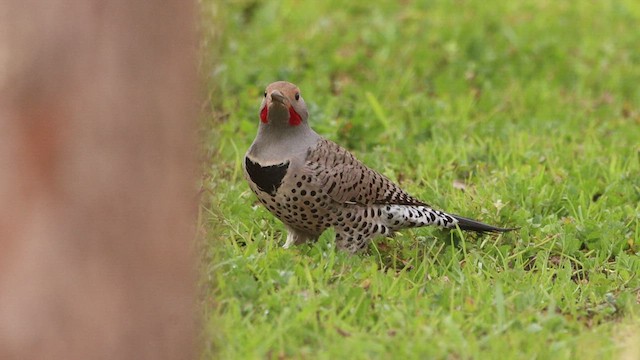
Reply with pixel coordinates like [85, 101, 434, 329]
[243, 81, 514, 253]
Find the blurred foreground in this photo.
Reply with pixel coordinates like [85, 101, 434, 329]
[0, 1, 198, 358]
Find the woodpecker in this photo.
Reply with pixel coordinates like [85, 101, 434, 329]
[244, 81, 514, 253]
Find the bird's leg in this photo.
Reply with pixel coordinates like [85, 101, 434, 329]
[283, 232, 298, 248]
[283, 226, 316, 248]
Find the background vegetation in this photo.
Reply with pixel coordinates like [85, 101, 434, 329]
[199, 1, 640, 358]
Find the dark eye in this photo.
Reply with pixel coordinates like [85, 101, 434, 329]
[295, 93, 300, 100]
[263, 91, 267, 98]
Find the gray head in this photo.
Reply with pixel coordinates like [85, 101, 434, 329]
[259, 81, 309, 128]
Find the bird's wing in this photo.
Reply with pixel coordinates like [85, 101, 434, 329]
[304, 138, 427, 206]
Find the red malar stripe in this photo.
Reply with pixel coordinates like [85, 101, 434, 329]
[288, 107, 302, 126]
[260, 106, 268, 123]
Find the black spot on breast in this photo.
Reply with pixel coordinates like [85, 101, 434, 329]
[245, 157, 289, 196]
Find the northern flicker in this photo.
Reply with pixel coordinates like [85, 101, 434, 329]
[244, 81, 514, 253]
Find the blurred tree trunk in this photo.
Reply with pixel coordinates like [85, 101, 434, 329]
[0, 1, 198, 359]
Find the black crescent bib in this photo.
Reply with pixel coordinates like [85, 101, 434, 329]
[245, 157, 290, 196]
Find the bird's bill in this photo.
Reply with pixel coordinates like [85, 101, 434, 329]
[270, 92, 287, 105]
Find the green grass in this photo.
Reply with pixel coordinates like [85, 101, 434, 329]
[199, 1, 640, 358]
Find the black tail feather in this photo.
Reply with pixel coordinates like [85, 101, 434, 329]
[451, 214, 517, 233]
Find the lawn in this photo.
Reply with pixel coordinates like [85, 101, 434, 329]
[199, 1, 640, 358]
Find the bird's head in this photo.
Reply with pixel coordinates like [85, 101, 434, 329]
[259, 81, 309, 127]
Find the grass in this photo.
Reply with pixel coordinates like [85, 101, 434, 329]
[199, 1, 640, 358]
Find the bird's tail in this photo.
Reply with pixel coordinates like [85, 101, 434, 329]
[450, 214, 517, 233]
